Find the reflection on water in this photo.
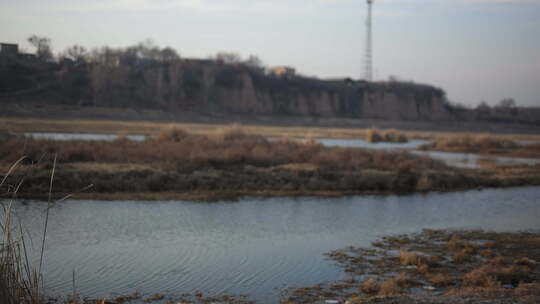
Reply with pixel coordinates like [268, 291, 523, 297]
[24, 132, 147, 142]
[8, 187, 540, 302]
[315, 138, 427, 149]
[410, 150, 540, 168]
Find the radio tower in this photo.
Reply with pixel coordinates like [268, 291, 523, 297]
[364, 0, 374, 81]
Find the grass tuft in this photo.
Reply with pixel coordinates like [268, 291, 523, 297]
[359, 278, 379, 294]
[1, 158, 46, 304]
[377, 277, 402, 296]
[399, 250, 426, 266]
[429, 274, 455, 288]
[365, 128, 408, 143]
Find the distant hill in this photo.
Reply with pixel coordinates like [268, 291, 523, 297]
[1, 51, 539, 126]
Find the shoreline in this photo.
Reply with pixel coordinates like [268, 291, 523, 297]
[5, 184, 540, 202]
[284, 229, 540, 304]
[3, 116, 540, 141]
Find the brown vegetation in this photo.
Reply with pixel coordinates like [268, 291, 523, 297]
[359, 278, 379, 294]
[4, 117, 540, 143]
[429, 274, 455, 288]
[377, 278, 401, 296]
[1, 159, 46, 304]
[399, 250, 426, 266]
[365, 128, 408, 143]
[421, 134, 540, 158]
[284, 230, 540, 304]
[2, 127, 540, 200]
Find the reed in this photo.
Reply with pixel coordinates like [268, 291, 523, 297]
[1, 157, 44, 304]
[420, 134, 540, 158]
[0, 155, 80, 304]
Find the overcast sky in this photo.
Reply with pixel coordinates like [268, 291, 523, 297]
[1, 0, 539, 106]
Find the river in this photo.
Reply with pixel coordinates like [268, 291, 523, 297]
[6, 186, 540, 303]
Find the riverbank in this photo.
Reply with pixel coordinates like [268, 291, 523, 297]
[420, 135, 540, 159]
[2, 127, 540, 200]
[284, 229, 540, 304]
[3, 117, 540, 141]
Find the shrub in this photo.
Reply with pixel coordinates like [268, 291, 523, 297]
[463, 265, 531, 287]
[377, 277, 401, 296]
[365, 128, 408, 143]
[399, 250, 426, 266]
[417, 263, 431, 275]
[359, 278, 379, 294]
[425, 134, 518, 152]
[157, 128, 190, 142]
[429, 274, 455, 288]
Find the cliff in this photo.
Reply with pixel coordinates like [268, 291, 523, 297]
[1, 55, 537, 125]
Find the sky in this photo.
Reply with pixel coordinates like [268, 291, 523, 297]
[1, 0, 539, 107]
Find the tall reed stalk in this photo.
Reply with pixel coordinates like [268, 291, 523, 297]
[0, 156, 54, 304]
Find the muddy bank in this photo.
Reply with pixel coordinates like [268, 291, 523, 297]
[283, 230, 540, 304]
[3, 163, 540, 201]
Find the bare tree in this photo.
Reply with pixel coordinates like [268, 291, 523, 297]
[62, 45, 88, 63]
[498, 98, 516, 108]
[476, 101, 491, 113]
[27, 35, 53, 61]
[215, 52, 242, 64]
[244, 55, 263, 68]
[132, 39, 160, 60]
[159, 47, 180, 62]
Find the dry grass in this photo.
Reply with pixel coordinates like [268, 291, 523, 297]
[359, 278, 379, 294]
[462, 264, 531, 287]
[432, 134, 518, 150]
[3, 116, 540, 143]
[377, 278, 401, 296]
[447, 235, 477, 252]
[515, 282, 540, 297]
[452, 246, 477, 264]
[1, 159, 46, 304]
[0, 127, 464, 199]
[399, 250, 426, 266]
[417, 263, 431, 275]
[0, 117, 379, 140]
[157, 128, 190, 142]
[365, 128, 408, 143]
[307, 230, 540, 304]
[395, 273, 419, 288]
[429, 274, 455, 288]
[143, 293, 164, 303]
[452, 251, 471, 264]
[421, 134, 540, 158]
[2, 126, 540, 200]
[488, 256, 506, 266]
[113, 292, 141, 303]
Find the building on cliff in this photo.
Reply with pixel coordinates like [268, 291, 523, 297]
[0, 43, 19, 57]
[270, 66, 296, 78]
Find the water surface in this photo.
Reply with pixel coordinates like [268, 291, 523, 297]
[315, 138, 427, 150]
[24, 132, 147, 142]
[8, 187, 540, 303]
[314, 137, 540, 168]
